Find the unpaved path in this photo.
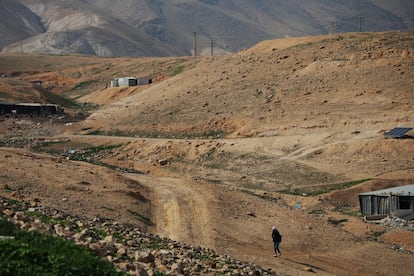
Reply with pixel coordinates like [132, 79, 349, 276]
[125, 174, 216, 247]
[124, 171, 335, 275]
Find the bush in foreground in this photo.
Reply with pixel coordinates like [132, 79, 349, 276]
[0, 219, 124, 275]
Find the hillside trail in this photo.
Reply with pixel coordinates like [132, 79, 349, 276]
[123, 173, 329, 275]
[125, 173, 216, 247]
[281, 130, 378, 160]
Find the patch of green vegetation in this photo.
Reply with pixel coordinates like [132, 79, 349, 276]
[241, 189, 281, 203]
[89, 228, 108, 239]
[370, 230, 386, 241]
[279, 179, 371, 197]
[31, 140, 66, 154]
[87, 129, 227, 140]
[0, 219, 124, 275]
[171, 65, 184, 76]
[127, 210, 154, 226]
[38, 88, 80, 108]
[327, 217, 348, 226]
[332, 204, 361, 217]
[87, 130, 133, 137]
[138, 236, 168, 251]
[342, 210, 361, 217]
[32, 143, 144, 174]
[0, 197, 22, 207]
[207, 179, 223, 185]
[69, 71, 82, 78]
[69, 80, 98, 92]
[25, 211, 55, 224]
[112, 232, 125, 242]
[240, 182, 265, 191]
[308, 209, 326, 215]
[81, 127, 93, 131]
[25, 211, 78, 231]
[67, 145, 144, 174]
[197, 129, 226, 139]
[204, 163, 222, 169]
[289, 41, 314, 50]
[67, 144, 120, 159]
[102, 206, 115, 212]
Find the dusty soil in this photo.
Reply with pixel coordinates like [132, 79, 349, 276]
[1, 31, 414, 275]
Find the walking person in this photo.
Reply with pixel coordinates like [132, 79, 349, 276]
[272, 226, 282, 257]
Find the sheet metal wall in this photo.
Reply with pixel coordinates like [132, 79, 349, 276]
[359, 195, 413, 216]
[359, 195, 391, 216]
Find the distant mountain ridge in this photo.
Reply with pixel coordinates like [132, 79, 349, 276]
[1, 0, 413, 57]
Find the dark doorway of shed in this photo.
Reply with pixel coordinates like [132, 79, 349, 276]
[399, 197, 411, 210]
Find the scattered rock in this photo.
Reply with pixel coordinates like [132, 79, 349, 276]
[303, 266, 314, 272]
[0, 197, 277, 275]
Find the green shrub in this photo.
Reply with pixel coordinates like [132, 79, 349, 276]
[127, 210, 154, 226]
[327, 217, 348, 226]
[87, 129, 227, 140]
[171, 65, 184, 76]
[280, 179, 371, 197]
[308, 209, 326, 215]
[69, 80, 98, 91]
[0, 219, 124, 275]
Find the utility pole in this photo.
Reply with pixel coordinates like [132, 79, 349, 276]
[210, 39, 214, 56]
[193, 32, 197, 57]
[358, 16, 364, 32]
[329, 20, 337, 34]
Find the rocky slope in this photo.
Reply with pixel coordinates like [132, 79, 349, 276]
[0, 197, 276, 275]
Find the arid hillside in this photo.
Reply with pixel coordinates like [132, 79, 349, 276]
[78, 31, 414, 191]
[0, 31, 414, 275]
[2, 0, 413, 56]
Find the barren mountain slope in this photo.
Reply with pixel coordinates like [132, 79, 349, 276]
[2, 0, 414, 56]
[2, 0, 180, 56]
[0, 0, 44, 49]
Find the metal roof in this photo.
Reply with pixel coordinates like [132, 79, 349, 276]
[384, 127, 413, 138]
[359, 185, 414, 196]
[115, 77, 136, 80]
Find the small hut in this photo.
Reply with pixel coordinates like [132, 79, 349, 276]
[112, 77, 137, 87]
[359, 185, 414, 220]
[110, 77, 152, 87]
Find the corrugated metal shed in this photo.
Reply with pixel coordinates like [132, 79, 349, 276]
[0, 103, 64, 115]
[110, 77, 152, 87]
[116, 77, 137, 87]
[359, 185, 414, 219]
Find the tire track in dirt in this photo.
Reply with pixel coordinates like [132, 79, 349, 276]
[125, 173, 214, 247]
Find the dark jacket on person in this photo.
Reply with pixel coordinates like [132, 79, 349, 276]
[272, 229, 282, 243]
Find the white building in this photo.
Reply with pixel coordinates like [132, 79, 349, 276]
[111, 77, 152, 87]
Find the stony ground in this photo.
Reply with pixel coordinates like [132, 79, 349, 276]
[1, 196, 277, 275]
